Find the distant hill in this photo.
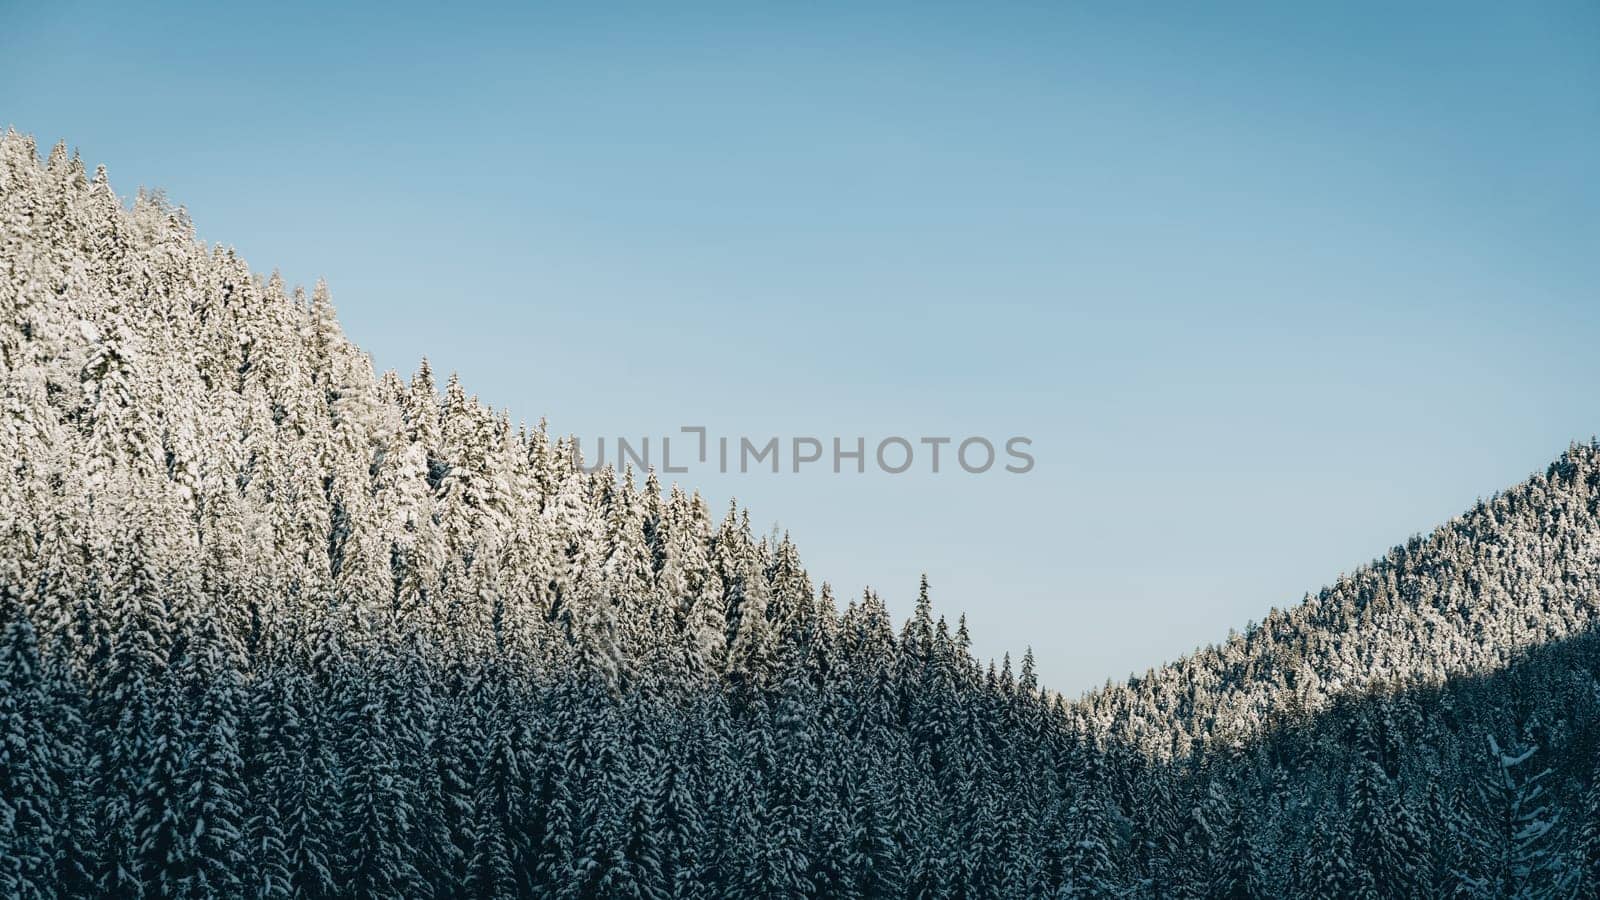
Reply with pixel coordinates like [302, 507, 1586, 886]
[1083, 444, 1600, 758]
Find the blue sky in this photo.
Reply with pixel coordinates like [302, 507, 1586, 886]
[4, 1, 1596, 693]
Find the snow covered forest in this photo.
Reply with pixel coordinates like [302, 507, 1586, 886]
[2, 129, 1600, 898]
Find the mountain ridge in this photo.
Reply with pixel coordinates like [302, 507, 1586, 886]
[1081, 444, 1600, 756]
[3, 129, 1598, 898]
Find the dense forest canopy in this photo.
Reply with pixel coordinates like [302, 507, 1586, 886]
[2, 130, 1599, 898]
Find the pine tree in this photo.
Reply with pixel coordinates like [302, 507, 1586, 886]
[1579, 751, 1600, 899]
[1461, 736, 1575, 900]
[1212, 784, 1266, 900]
[0, 611, 61, 900]
[170, 625, 245, 899]
[135, 666, 189, 896]
[1298, 798, 1370, 899]
[653, 736, 708, 900]
[250, 666, 337, 900]
[839, 764, 902, 898]
[333, 665, 427, 898]
[1349, 719, 1426, 899]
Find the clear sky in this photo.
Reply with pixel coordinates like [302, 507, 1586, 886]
[4, 1, 1596, 694]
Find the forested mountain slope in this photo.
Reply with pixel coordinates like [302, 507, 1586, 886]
[1083, 448, 1600, 761]
[2, 130, 1598, 898]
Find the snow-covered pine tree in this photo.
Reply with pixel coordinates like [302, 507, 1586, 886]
[169, 622, 245, 899]
[1460, 736, 1576, 899]
[0, 611, 60, 900]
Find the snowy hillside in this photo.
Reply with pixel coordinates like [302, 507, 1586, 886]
[2, 131, 1598, 898]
